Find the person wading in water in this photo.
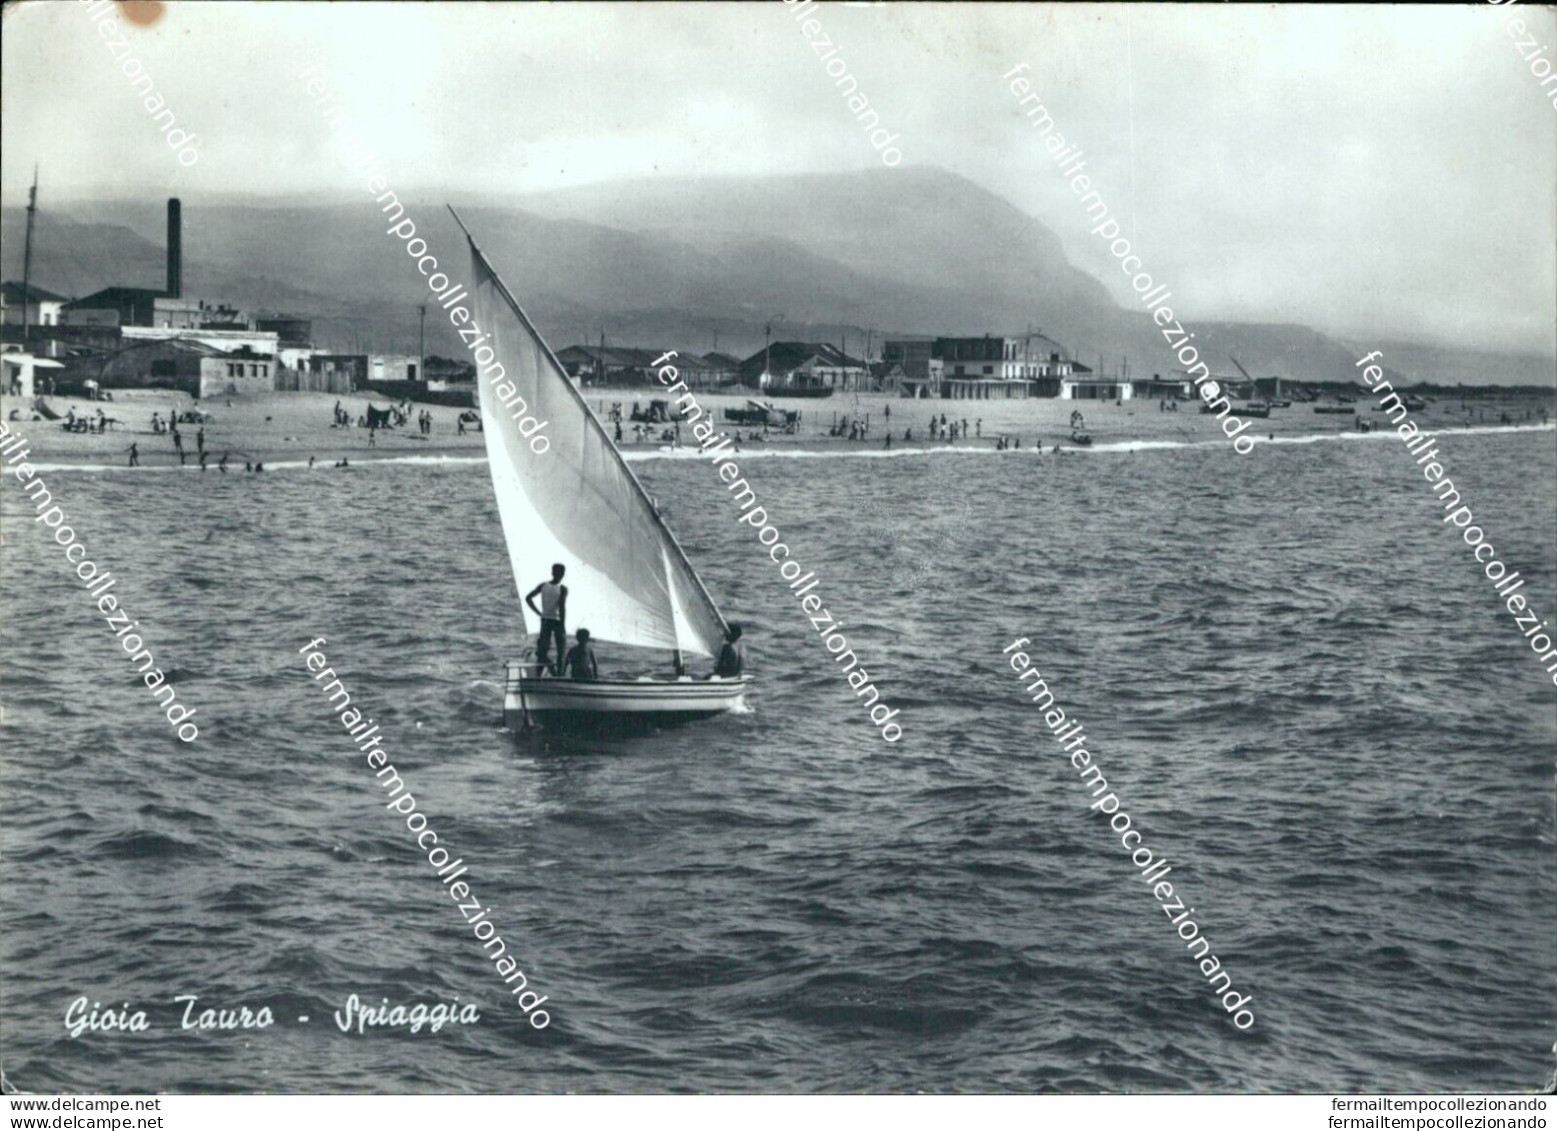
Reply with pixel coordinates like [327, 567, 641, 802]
[525, 563, 569, 676]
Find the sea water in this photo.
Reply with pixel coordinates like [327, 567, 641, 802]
[1, 429, 1553, 1092]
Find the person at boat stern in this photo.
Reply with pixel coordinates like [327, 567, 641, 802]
[525, 563, 569, 676]
[713, 624, 745, 678]
[564, 628, 599, 681]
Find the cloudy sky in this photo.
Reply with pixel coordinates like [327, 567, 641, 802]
[3, 1, 1554, 355]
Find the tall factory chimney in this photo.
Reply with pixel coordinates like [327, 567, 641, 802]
[166, 197, 182, 299]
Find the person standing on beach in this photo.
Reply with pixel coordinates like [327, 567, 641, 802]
[218, 453, 229, 473]
[127, 442, 140, 468]
[199, 451, 208, 471]
[525, 563, 569, 676]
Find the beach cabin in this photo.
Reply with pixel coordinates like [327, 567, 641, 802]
[1, 351, 65, 398]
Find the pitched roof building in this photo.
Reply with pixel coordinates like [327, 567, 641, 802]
[1, 281, 70, 328]
[556, 345, 723, 387]
[62, 287, 165, 328]
[736, 341, 869, 392]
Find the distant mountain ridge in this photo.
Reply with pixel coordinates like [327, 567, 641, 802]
[3, 167, 1551, 386]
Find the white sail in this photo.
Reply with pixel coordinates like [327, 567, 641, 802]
[460, 215, 727, 659]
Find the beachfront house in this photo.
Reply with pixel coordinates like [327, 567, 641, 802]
[931, 333, 1077, 399]
[701, 352, 742, 386]
[1132, 373, 1193, 400]
[736, 342, 870, 393]
[555, 345, 718, 388]
[882, 339, 943, 398]
[1058, 361, 1134, 400]
[0, 282, 68, 329]
[199, 347, 274, 397]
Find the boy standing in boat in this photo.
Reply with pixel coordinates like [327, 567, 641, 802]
[525, 563, 569, 676]
[714, 624, 744, 678]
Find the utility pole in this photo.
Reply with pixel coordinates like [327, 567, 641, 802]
[765, 314, 786, 390]
[417, 304, 427, 383]
[20, 166, 39, 341]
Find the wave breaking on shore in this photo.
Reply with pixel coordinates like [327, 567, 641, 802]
[20, 422, 1553, 475]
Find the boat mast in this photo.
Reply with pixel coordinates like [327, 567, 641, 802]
[1229, 354, 1256, 400]
[447, 206, 733, 647]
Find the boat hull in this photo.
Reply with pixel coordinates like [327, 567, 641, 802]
[503, 662, 750, 730]
[752, 386, 834, 399]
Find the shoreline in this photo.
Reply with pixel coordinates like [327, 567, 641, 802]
[6, 387, 1552, 474]
[13, 421, 1553, 474]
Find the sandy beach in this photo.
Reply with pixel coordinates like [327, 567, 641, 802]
[6, 386, 1552, 471]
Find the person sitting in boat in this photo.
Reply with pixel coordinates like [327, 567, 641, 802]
[564, 628, 599, 681]
[713, 624, 745, 679]
[525, 563, 569, 676]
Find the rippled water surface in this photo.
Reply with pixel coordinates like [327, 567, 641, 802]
[2, 429, 1554, 1093]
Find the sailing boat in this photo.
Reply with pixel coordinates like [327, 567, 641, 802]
[450, 209, 751, 730]
[1228, 355, 1272, 417]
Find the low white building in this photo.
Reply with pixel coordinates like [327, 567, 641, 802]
[1, 350, 66, 398]
[279, 346, 317, 371]
[369, 354, 422, 382]
[1059, 376, 1134, 401]
[199, 351, 274, 398]
[1, 282, 68, 328]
